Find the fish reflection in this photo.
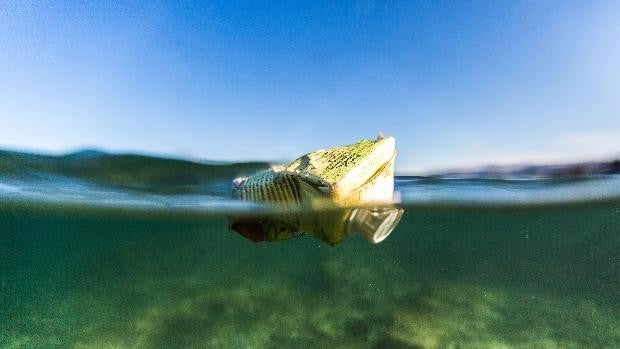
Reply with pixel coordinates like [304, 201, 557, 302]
[229, 136, 404, 245]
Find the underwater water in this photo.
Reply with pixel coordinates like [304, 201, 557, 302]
[1, 150, 619, 348]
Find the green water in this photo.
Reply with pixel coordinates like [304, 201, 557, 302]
[2, 201, 619, 348]
[1, 150, 619, 348]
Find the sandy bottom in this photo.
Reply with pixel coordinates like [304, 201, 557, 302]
[2, 204, 619, 348]
[3, 244, 619, 349]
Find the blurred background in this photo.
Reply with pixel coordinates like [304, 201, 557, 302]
[1, 1, 618, 173]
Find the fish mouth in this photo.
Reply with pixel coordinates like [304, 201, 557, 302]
[348, 206, 404, 243]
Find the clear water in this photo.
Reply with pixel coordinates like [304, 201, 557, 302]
[1, 151, 619, 348]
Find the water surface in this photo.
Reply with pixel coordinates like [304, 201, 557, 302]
[1, 151, 619, 348]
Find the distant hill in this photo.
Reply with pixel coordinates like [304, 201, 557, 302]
[63, 149, 111, 159]
[431, 159, 620, 179]
[2, 149, 618, 190]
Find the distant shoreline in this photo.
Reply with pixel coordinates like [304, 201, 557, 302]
[422, 159, 620, 179]
[1, 148, 618, 180]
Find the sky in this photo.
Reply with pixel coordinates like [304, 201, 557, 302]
[0, 1, 619, 173]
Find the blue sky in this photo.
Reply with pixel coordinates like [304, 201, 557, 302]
[1, 1, 618, 172]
